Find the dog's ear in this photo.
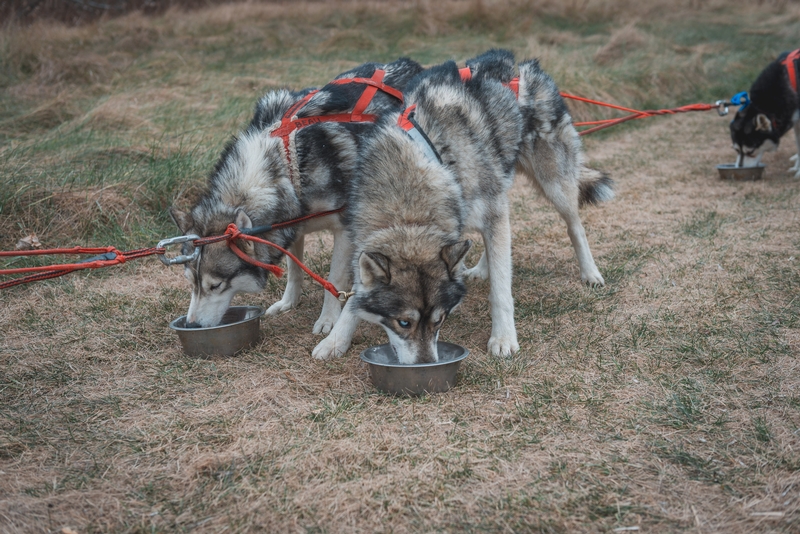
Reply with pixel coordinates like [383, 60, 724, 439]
[441, 240, 472, 277]
[170, 207, 193, 233]
[755, 114, 772, 132]
[235, 209, 255, 256]
[359, 251, 391, 287]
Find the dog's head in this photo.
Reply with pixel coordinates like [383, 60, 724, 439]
[170, 205, 291, 327]
[352, 234, 471, 364]
[729, 105, 779, 167]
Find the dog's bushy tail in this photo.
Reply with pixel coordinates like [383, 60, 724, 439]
[578, 166, 614, 207]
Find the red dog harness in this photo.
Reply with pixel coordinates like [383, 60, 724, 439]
[270, 69, 404, 185]
[782, 49, 800, 93]
[396, 65, 521, 162]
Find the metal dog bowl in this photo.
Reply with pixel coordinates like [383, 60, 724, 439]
[169, 305, 264, 357]
[716, 163, 765, 181]
[360, 342, 469, 395]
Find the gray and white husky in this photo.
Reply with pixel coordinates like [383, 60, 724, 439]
[312, 50, 612, 363]
[169, 58, 422, 329]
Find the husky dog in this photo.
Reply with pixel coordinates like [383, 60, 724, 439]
[169, 58, 423, 329]
[730, 49, 800, 176]
[462, 51, 612, 287]
[312, 50, 612, 363]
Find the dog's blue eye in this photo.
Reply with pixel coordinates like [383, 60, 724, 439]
[209, 283, 222, 291]
[398, 320, 411, 329]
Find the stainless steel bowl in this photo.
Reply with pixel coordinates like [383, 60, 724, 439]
[360, 342, 469, 395]
[169, 305, 264, 357]
[716, 163, 765, 181]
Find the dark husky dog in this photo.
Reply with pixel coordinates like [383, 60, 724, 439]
[169, 58, 423, 329]
[730, 49, 800, 175]
[313, 50, 612, 363]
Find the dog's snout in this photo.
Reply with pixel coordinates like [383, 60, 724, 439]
[417, 347, 438, 364]
[417, 353, 436, 364]
[184, 321, 202, 329]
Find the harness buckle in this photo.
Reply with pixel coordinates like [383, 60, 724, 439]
[715, 100, 729, 116]
[156, 234, 201, 266]
[337, 290, 354, 303]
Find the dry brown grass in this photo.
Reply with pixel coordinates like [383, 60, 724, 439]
[1, 1, 800, 532]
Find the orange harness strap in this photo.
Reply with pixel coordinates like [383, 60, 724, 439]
[270, 69, 403, 185]
[782, 49, 800, 93]
[397, 103, 442, 164]
[458, 66, 519, 98]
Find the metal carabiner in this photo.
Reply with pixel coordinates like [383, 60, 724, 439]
[337, 290, 354, 303]
[156, 234, 201, 266]
[715, 100, 729, 117]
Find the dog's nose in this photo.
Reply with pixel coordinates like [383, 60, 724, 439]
[416, 346, 438, 364]
[184, 321, 202, 329]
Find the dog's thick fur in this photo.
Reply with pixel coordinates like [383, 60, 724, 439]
[313, 50, 612, 363]
[170, 58, 423, 329]
[730, 49, 800, 176]
[464, 51, 613, 287]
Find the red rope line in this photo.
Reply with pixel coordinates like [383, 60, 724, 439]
[1, 208, 346, 292]
[223, 224, 340, 298]
[0, 246, 166, 289]
[0, 269, 72, 290]
[560, 92, 643, 115]
[269, 206, 345, 230]
[0, 246, 117, 257]
[560, 92, 716, 136]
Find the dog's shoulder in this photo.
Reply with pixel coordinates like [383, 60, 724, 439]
[410, 55, 521, 152]
[751, 50, 800, 103]
[382, 57, 425, 88]
[465, 48, 516, 82]
[404, 59, 462, 97]
[301, 58, 423, 117]
[248, 88, 315, 132]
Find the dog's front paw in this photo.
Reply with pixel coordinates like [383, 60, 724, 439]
[266, 297, 298, 316]
[313, 314, 337, 335]
[488, 336, 519, 358]
[582, 270, 605, 287]
[312, 335, 350, 360]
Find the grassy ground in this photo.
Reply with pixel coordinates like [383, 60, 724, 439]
[1, 1, 799, 532]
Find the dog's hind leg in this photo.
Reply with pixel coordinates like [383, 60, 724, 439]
[791, 119, 800, 178]
[313, 228, 353, 334]
[517, 131, 607, 287]
[312, 297, 360, 359]
[266, 234, 305, 315]
[483, 199, 519, 357]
